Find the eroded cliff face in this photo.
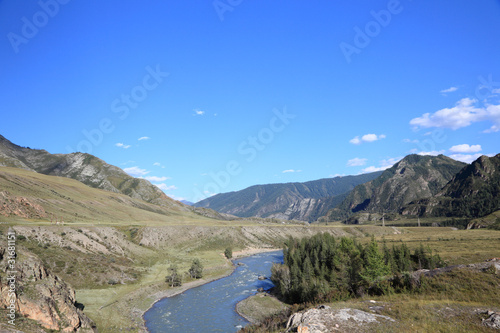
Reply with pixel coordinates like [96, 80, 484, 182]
[0, 245, 96, 332]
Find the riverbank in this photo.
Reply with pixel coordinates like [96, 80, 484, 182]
[138, 247, 282, 332]
[236, 292, 289, 325]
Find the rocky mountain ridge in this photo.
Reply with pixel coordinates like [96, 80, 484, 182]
[401, 153, 500, 218]
[194, 173, 383, 222]
[324, 154, 467, 221]
[0, 134, 182, 209]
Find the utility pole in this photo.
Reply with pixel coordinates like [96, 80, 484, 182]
[382, 212, 385, 227]
[418, 217, 421, 227]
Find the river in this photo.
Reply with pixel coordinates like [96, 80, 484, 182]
[143, 250, 283, 332]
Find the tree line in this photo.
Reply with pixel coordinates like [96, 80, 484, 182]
[271, 233, 444, 304]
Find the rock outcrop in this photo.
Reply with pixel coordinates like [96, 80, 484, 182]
[0, 191, 47, 219]
[286, 305, 395, 332]
[0, 245, 96, 332]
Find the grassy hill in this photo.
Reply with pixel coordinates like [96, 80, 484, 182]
[0, 134, 181, 208]
[0, 166, 207, 225]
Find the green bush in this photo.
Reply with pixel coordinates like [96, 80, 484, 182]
[224, 247, 233, 259]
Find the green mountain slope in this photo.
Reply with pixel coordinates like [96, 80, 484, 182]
[194, 172, 383, 221]
[324, 154, 466, 221]
[0, 134, 181, 208]
[402, 154, 500, 218]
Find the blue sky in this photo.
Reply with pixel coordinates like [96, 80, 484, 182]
[1, 0, 499, 202]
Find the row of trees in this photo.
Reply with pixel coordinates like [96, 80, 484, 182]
[271, 233, 444, 304]
[165, 258, 204, 287]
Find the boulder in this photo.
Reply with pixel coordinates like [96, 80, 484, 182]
[483, 312, 500, 329]
[286, 307, 395, 332]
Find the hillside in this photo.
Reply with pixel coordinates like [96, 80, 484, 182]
[402, 154, 500, 218]
[0, 134, 182, 208]
[324, 154, 466, 221]
[194, 172, 383, 221]
[0, 166, 206, 224]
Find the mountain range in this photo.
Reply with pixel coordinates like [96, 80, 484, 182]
[1, 134, 499, 225]
[193, 172, 383, 221]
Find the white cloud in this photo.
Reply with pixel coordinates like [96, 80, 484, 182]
[155, 183, 177, 191]
[143, 176, 171, 182]
[361, 165, 388, 173]
[350, 134, 386, 145]
[449, 144, 482, 153]
[166, 194, 186, 201]
[492, 88, 500, 94]
[349, 137, 361, 145]
[115, 143, 131, 149]
[410, 98, 500, 131]
[403, 139, 419, 144]
[347, 158, 367, 167]
[194, 109, 205, 116]
[123, 166, 150, 177]
[153, 162, 166, 168]
[440, 86, 458, 94]
[360, 157, 402, 174]
[282, 169, 302, 173]
[330, 174, 345, 178]
[417, 150, 445, 156]
[448, 153, 483, 164]
[138, 136, 150, 141]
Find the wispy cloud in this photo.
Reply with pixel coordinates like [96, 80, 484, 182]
[347, 157, 367, 167]
[153, 162, 166, 169]
[448, 153, 484, 164]
[449, 144, 482, 153]
[123, 166, 150, 177]
[155, 183, 177, 191]
[410, 98, 500, 132]
[417, 150, 445, 156]
[193, 109, 205, 116]
[282, 169, 302, 173]
[143, 176, 171, 182]
[115, 143, 131, 149]
[350, 134, 386, 145]
[360, 157, 402, 174]
[138, 136, 150, 141]
[440, 86, 458, 94]
[166, 194, 186, 201]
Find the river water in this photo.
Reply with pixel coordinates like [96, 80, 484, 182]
[143, 250, 283, 332]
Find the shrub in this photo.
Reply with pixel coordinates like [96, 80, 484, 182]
[224, 247, 233, 259]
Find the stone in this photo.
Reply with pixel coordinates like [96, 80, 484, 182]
[286, 307, 395, 332]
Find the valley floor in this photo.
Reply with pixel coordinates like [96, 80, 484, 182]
[1, 220, 499, 332]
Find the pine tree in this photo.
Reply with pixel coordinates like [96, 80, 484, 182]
[189, 258, 203, 279]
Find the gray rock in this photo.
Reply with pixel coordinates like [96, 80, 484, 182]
[286, 307, 395, 333]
